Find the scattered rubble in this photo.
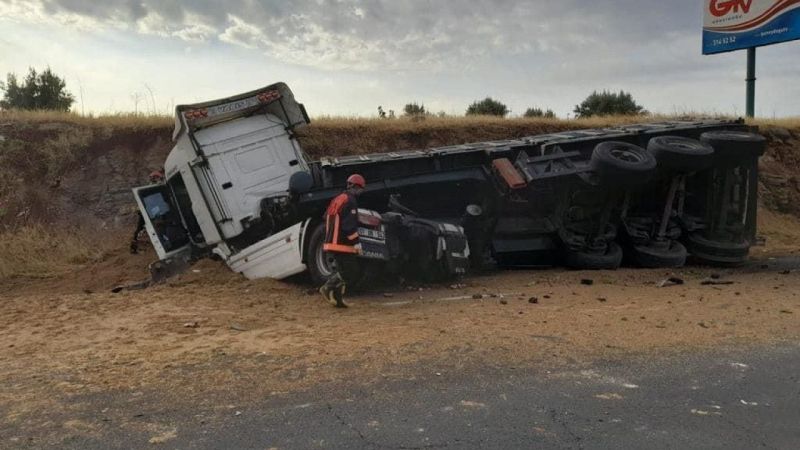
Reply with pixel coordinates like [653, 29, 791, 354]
[700, 279, 734, 286]
[658, 277, 685, 287]
[230, 323, 248, 332]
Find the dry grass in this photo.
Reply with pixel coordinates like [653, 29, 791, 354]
[0, 226, 102, 278]
[757, 208, 800, 254]
[298, 114, 708, 158]
[749, 117, 800, 129]
[0, 110, 172, 129]
[3, 109, 774, 132]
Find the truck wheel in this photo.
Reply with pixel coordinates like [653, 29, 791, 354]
[699, 131, 766, 164]
[563, 241, 623, 270]
[307, 223, 337, 285]
[628, 241, 687, 268]
[685, 232, 750, 267]
[307, 223, 374, 289]
[647, 136, 715, 172]
[591, 141, 656, 186]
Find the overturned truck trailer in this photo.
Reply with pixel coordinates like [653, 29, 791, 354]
[133, 82, 765, 283]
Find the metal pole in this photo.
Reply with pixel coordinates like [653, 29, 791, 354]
[746, 47, 756, 118]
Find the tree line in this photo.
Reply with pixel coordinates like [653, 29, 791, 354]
[1, 66, 647, 118]
[393, 90, 646, 119]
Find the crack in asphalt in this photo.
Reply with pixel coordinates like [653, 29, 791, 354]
[549, 408, 584, 448]
[326, 403, 456, 449]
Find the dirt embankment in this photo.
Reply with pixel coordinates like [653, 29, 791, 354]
[2, 114, 799, 233]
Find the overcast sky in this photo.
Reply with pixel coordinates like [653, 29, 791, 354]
[1, 0, 798, 117]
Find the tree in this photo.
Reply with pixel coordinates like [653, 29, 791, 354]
[0, 67, 75, 111]
[524, 107, 556, 119]
[466, 97, 509, 117]
[573, 90, 645, 118]
[403, 102, 426, 117]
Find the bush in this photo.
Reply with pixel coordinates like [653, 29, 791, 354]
[0, 67, 75, 112]
[573, 90, 645, 118]
[524, 107, 556, 118]
[403, 102, 426, 117]
[466, 97, 509, 117]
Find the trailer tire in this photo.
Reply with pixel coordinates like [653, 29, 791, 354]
[647, 136, 715, 172]
[564, 241, 623, 270]
[591, 141, 656, 186]
[685, 232, 750, 267]
[700, 131, 766, 164]
[629, 241, 687, 268]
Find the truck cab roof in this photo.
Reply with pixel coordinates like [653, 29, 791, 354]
[172, 82, 310, 142]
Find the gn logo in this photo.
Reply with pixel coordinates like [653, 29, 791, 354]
[710, 0, 753, 17]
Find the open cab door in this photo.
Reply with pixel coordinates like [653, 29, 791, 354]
[132, 184, 192, 260]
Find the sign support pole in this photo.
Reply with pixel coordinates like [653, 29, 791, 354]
[745, 47, 756, 118]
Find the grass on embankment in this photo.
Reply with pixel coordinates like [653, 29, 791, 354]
[0, 226, 103, 278]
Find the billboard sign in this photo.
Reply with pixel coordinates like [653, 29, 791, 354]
[703, 0, 800, 54]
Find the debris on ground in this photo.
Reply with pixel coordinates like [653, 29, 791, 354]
[183, 321, 199, 328]
[230, 322, 248, 332]
[580, 279, 594, 286]
[700, 279, 735, 286]
[528, 296, 539, 304]
[658, 277, 685, 287]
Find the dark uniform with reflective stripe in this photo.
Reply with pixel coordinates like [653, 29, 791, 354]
[320, 191, 361, 307]
[324, 192, 360, 254]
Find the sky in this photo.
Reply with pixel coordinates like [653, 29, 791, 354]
[0, 0, 799, 118]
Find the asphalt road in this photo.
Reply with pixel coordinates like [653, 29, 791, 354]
[8, 343, 799, 449]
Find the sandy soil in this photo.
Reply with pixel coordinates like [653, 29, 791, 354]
[2, 251, 800, 434]
[2, 210, 800, 443]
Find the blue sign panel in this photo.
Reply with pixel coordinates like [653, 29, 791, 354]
[703, 0, 800, 54]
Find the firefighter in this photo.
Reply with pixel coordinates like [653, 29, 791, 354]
[319, 174, 366, 308]
[130, 170, 165, 254]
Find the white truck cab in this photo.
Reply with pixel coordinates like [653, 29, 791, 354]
[133, 83, 314, 279]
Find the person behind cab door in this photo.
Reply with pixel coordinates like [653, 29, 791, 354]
[319, 174, 366, 308]
[130, 170, 165, 254]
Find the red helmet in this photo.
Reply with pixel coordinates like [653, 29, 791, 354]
[346, 174, 366, 188]
[149, 170, 164, 181]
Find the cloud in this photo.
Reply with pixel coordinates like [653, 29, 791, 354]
[2, 0, 798, 117]
[2, 0, 705, 73]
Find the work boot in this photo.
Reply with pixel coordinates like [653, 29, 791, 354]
[319, 285, 338, 306]
[332, 284, 349, 308]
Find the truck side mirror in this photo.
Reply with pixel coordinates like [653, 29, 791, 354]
[288, 171, 314, 195]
